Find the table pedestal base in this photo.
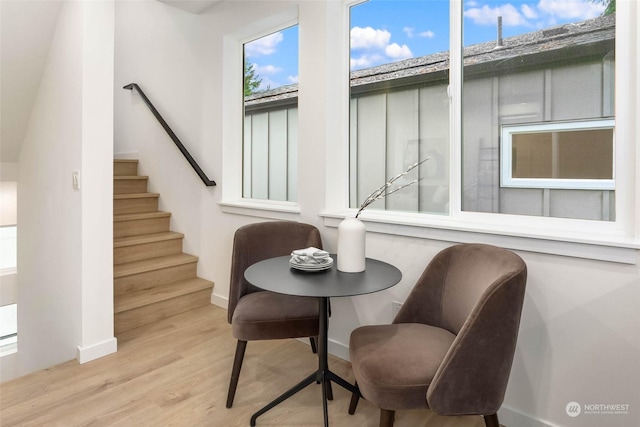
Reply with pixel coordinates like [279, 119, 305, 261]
[249, 368, 356, 426]
[250, 298, 355, 427]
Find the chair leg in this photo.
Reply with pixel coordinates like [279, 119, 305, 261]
[324, 377, 334, 400]
[484, 413, 500, 427]
[379, 409, 395, 427]
[348, 382, 360, 415]
[226, 340, 247, 408]
[310, 336, 318, 354]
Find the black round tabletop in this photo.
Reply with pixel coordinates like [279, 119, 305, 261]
[244, 255, 402, 298]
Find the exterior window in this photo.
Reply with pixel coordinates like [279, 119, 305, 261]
[0, 303, 17, 355]
[501, 120, 615, 190]
[347, 0, 617, 222]
[349, 0, 450, 215]
[462, 1, 615, 221]
[0, 180, 17, 354]
[242, 25, 299, 202]
[0, 226, 17, 272]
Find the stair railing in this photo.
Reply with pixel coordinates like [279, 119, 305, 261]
[123, 83, 217, 186]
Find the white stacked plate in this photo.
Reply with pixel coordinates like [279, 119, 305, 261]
[289, 257, 334, 272]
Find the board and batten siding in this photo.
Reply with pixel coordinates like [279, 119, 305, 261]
[462, 54, 615, 220]
[243, 107, 298, 201]
[243, 54, 614, 221]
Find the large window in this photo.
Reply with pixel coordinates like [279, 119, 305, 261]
[461, 0, 615, 221]
[242, 25, 299, 202]
[348, 0, 617, 223]
[349, 0, 450, 215]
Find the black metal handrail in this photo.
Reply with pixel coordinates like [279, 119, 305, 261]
[123, 83, 216, 186]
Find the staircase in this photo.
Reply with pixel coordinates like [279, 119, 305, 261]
[113, 159, 214, 335]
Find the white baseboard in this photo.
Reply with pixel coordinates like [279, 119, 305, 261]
[211, 292, 228, 309]
[328, 338, 350, 362]
[76, 337, 118, 364]
[499, 405, 558, 427]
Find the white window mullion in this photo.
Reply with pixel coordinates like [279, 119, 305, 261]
[615, 0, 638, 237]
[449, 0, 463, 217]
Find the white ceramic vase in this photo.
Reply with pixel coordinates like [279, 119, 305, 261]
[337, 217, 366, 272]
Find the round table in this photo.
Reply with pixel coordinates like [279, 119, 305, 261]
[244, 255, 402, 427]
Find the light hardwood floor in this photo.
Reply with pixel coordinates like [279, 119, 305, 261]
[0, 305, 488, 427]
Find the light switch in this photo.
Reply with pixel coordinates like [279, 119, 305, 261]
[72, 171, 80, 190]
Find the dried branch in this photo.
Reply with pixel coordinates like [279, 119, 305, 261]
[355, 158, 429, 218]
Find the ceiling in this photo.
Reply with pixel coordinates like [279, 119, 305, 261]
[0, 1, 63, 164]
[0, 0, 223, 165]
[156, 0, 223, 14]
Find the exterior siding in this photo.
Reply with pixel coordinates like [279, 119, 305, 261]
[243, 14, 615, 220]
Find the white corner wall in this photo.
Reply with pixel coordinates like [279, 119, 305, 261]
[77, 0, 117, 365]
[113, 2, 640, 427]
[14, 0, 115, 381]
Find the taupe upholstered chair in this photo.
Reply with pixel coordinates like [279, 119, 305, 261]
[348, 243, 527, 427]
[226, 221, 324, 408]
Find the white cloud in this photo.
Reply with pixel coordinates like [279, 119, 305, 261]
[464, 3, 529, 26]
[255, 64, 282, 75]
[521, 4, 538, 19]
[245, 32, 284, 57]
[385, 43, 413, 60]
[350, 26, 391, 50]
[287, 75, 298, 84]
[536, 0, 604, 20]
[463, 1, 607, 37]
[350, 25, 418, 69]
[403, 26, 415, 38]
[350, 53, 385, 70]
[419, 30, 435, 39]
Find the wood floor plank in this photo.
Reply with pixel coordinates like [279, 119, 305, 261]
[0, 305, 489, 427]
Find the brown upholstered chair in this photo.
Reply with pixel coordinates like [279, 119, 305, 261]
[348, 243, 527, 427]
[226, 221, 324, 408]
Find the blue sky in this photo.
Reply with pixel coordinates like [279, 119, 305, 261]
[245, 0, 606, 91]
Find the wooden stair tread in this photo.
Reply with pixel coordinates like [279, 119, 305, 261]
[114, 159, 139, 163]
[114, 253, 199, 279]
[114, 192, 159, 200]
[114, 278, 214, 314]
[114, 211, 171, 222]
[114, 232, 184, 248]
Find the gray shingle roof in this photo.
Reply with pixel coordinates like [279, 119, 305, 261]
[245, 13, 614, 107]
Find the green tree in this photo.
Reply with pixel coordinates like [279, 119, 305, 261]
[604, 0, 615, 15]
[590, 0, 615, 15]
[244, 58, 262, 96]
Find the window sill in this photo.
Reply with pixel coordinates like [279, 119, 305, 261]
[219, 199, 301, 220]
[320, 210, 640, 264]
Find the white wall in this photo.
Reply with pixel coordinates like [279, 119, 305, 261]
[78, 0, 117, 365]
[12, 0, 116, 381]
[114, 2, 640, 427]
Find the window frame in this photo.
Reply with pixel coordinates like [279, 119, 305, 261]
[500, 119, 616, 191]
[320, 0, 639, 264]
[220, 6, 302, 217]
